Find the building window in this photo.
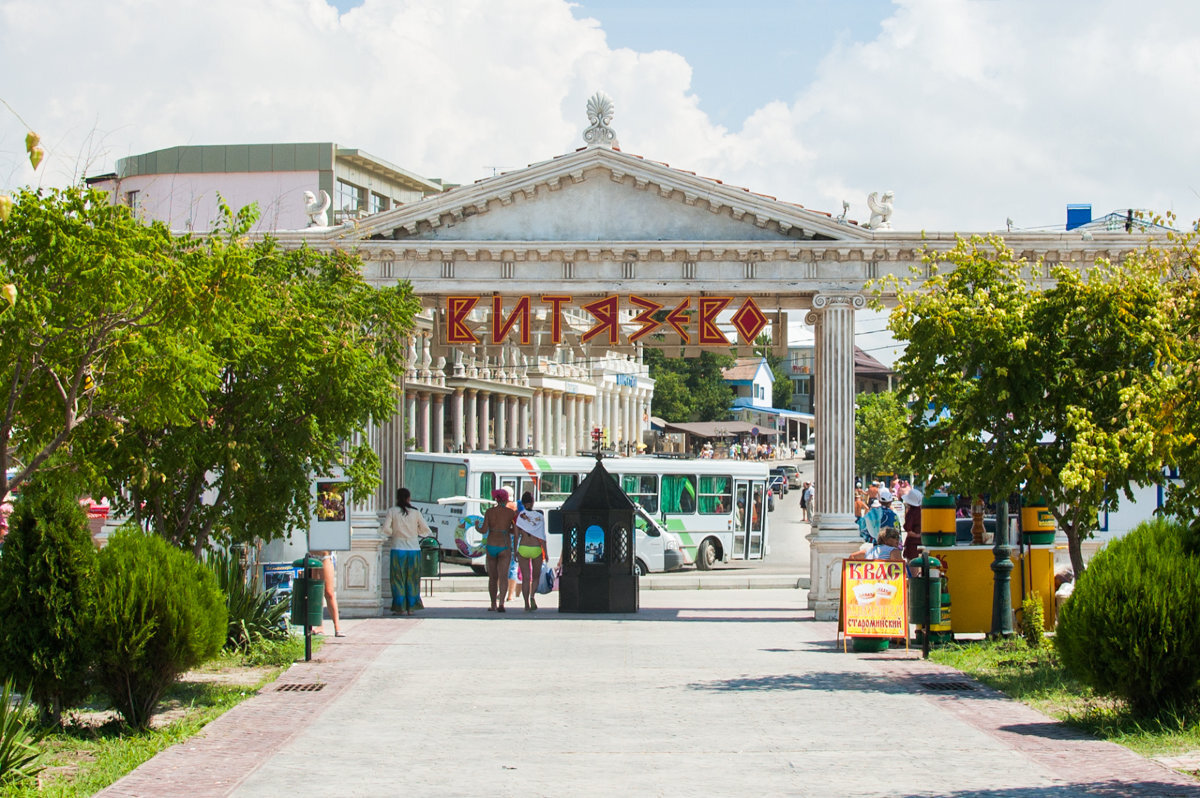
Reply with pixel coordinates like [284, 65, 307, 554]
[336, 179, 364, 212]
[125, 190, 140, 212]
[370, 192, 389, 214]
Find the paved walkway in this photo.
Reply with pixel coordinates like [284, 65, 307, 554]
[100, 588, 1200, 798]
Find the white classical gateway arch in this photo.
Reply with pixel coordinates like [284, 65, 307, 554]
[276, 95, 1146, 619]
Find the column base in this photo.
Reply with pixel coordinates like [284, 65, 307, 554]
[807, 513, 861, 619]
[336, 515, 387, 618]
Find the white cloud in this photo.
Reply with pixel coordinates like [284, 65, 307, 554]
[3, 0, 1199, 236]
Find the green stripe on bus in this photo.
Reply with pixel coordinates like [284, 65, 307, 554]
[534, 458, 552, 470]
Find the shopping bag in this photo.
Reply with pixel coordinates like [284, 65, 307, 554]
[537, 562, 555, 594]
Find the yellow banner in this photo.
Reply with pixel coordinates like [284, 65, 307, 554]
[841, 560, 908, 638]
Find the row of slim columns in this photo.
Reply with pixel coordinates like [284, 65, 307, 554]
[389, 386, 648, 455]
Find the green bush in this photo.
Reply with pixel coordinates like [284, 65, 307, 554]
[0, 483, 98, 723]
[93, 528, 227, 729]
[206, 548, 288, 652]
[1020, 591, 1046, 649]
[1056, 518, 1200, 716]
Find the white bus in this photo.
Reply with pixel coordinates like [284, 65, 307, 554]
[402, 452, 770, 571]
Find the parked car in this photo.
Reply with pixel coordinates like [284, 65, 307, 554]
[803, 441, 815, 460]
[779, 464, 801, 489]
[769, 468, 789, 495]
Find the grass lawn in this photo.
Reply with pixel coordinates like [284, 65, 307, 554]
[4, 636, 308, 797]
[929, 637, 1200, 771]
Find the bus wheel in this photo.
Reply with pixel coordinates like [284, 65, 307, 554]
[634, 559, 648, 577]
[471, 563, 487, 576]
[696, 539, 716, 570]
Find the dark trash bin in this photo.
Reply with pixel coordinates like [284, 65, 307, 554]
[419, 536, 441, 578]
[290, 556, 325, 628]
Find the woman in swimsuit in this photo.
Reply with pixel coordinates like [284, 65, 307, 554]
[482, 488, 517, 612]
[515, 491, 547, 612]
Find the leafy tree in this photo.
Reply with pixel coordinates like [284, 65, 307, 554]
[0, 186, 242, 499]
[874, 235, 1172, 574]
[644, 348, 734, 422]
[0, 480, 98, 724]
[855, 391, 907, 482]
[93, 527, 226, 730]
[93, 210, 420, 552]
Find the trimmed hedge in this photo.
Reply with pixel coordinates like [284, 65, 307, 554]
[1056, 518, 1200, 716]
[93, 527, 227, 729]
[0, 484, 98, 723]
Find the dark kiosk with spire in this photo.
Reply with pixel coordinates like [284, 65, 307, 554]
[558, 429, 639, 613]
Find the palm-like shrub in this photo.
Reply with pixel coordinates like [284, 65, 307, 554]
[1056, 518, 1200, 716]
[93, 527, 227, 729]
[0, 678, 44, 786]
[207, 548, 288, 651]
[0, 483, 98, 723]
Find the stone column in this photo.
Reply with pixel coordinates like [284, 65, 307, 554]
[432, 394, 445, 453]
[465, 389, 478, 452]
[496, 395, 508, 451]
[564, 394, 576, 457]
[519, 396, 530, 451]
[806, 292, 864, 620]
[451, 388, 464, 453]
[608, 389, 619, 450]
[405, 390, 417, 449]
[587, 395, 597, 445]
[575, 394, 586, 453]
[507, 395, 519, 449]
[531, 389, 543, 453]
[553, 391, 565, 455]
[478, 391, 491, 451]
[417, 392, 431, 452]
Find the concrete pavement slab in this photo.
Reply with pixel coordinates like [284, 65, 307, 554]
[102, 589, 1200, 798]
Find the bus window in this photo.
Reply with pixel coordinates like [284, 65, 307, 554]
[538, 473, 577, 502]
[698, 475, 731, 514]
[431, 463, 467, 501]
[662, 474, 697, 514]
[621, 474, 658, 513]
[480, 472, 496, 500]
[405, 460, 434, 503]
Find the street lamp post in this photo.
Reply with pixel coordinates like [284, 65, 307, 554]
[990, 494, 1014, 637]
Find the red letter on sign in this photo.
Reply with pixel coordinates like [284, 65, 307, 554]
[628, 295, 663, 342]
[492, 295, 531, 345]
[540, 295, 572, 344]
[582, 295, 620, 345]
[665, 298, 691, 344]
[446, 296, 480, 344]
[698, 297, 731, 345]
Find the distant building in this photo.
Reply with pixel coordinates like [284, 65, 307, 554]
[722, 356, 812, 446]
[785, 345, 894, 415]
[86, 142, 446, 232]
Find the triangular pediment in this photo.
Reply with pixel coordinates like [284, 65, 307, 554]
[336, 147, 871, 244]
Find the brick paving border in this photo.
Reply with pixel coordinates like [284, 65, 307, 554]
[97, 618, 413, 798]
[864, 652, 1200, 797]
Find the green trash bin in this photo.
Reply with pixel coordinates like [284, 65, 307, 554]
[419, 536, 441, 578]
[290, 557, 325, 628]
[908, 554, 943, 627]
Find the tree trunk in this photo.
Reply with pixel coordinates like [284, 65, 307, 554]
[1065, 524, 1085, 576]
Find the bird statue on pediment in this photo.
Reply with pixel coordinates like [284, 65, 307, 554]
[304, 189, 331, 227]
[865, 191, 894, 230]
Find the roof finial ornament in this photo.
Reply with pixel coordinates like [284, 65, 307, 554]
[583, 91, 619, 149]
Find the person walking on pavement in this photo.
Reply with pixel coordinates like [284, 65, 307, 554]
[802, 481, 815, 522]
[379, 487, 432, 616]
[483, 488, 517, 612]
[515, 491, 547, 612]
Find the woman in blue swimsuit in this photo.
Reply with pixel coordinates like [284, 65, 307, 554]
[482, 489, 517, 612]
